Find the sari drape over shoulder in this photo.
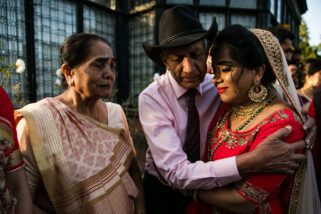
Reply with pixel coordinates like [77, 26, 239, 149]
[15, 98, 138, 214]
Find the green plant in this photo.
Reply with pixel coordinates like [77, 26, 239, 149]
[0, 62, 16, 87]
[0, 58, 26, 107]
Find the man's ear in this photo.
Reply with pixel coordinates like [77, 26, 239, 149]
[61, 64, 75, 87]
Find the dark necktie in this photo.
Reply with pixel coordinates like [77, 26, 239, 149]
[183, 89, 200, 163]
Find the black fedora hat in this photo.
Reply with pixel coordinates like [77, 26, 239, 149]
[142, 5, 218, 66]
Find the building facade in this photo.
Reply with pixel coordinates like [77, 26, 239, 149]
[0, 0, 307, 106]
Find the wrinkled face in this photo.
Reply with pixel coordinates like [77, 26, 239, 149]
[163, 40, 207, 89]
[281, 38, 293, 61]
[72, 41, 116, 99]
[211, 45, 256, 104]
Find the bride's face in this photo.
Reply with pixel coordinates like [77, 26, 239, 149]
[211, 45, 255, 104]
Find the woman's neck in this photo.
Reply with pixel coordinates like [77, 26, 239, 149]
[57, 89, 102, 117]
[299, 85, 314, 101]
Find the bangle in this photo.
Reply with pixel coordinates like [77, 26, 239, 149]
[192, 189, 199, 201]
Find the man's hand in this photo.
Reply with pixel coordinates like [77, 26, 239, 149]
[236, 126, 305, 177]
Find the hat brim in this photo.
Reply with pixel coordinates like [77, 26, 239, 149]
[142, 18, 218, 67]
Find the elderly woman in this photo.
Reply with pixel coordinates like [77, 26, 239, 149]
[15, 33, 145, 213]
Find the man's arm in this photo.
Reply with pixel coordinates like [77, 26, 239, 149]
[139, 91, 241, 190]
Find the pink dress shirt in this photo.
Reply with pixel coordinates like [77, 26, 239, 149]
[139, 72, 241, 190]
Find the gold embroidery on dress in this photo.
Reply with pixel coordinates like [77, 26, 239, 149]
[270, 111, 289, 123]
[235, 181, 269, 204]
[207, 109, 297, 160]
[258, 201, 272, 214]
[288, 162, 305, 213]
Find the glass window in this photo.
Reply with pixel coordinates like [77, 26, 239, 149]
[231, 15, 256, 29]
[284, 4, 288, 22]
[277, 0, 282, 23]
[34, 0, 77, 100]
[166, 0, 193, 5]
[199, 0, 225, 6]
[199, 13, 225, 31]
[0, 0, 27, 106]
[87, 0, 116, 10]
[270, 0, 275, 15]
[230, 0, 256, 9]
[83, 5, 116, 50]
[128, 11, 155, 104]
[129, 0, 155, 10]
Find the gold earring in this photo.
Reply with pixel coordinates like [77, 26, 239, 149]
[248, 80, 267, 103]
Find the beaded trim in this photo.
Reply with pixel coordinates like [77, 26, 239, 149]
[249, 29, 304, 121]
[250, 29, 288, 87]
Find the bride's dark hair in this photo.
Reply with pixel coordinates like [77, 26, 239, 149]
[210, 24, 276, 87]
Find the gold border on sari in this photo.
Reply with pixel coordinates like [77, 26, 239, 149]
[17, 100, 136, 213]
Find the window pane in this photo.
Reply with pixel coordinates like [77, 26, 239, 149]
[200, 0, 225, 6]
[166, 0, 193, 5]
[277, 0, 282, 23]
[270, 0, 275, 15]
[199, 12, 225, 31]
[87, 0, 116, 10]
[128, 11, 155, 104]
[83, 5, 116, 50]
[231, 15, 256, 28]
[34, 0, 77, 100]
[0, 0, 27, 106]
[129, 0, 155, 10]
[230, 0, 256, 9]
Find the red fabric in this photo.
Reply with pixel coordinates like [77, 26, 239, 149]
[0, 86, 21, 212]
[0, 86, 19, 148]
[186, 106, 305, 214]
[308, 101, 316, 118]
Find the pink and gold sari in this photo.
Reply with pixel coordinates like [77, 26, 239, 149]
[16, 98, 138, 213]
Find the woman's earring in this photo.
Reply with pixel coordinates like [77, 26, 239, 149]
[248, 80, 267, 103]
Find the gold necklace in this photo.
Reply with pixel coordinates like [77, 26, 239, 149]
[231, 102, 265, 117]
[207, 91, 275, 160]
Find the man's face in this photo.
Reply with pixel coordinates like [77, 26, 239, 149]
[281, 38, 293, 61]
[163, 40, 207, 89]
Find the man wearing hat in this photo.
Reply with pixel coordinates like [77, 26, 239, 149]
[139, 5, 305, 213]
